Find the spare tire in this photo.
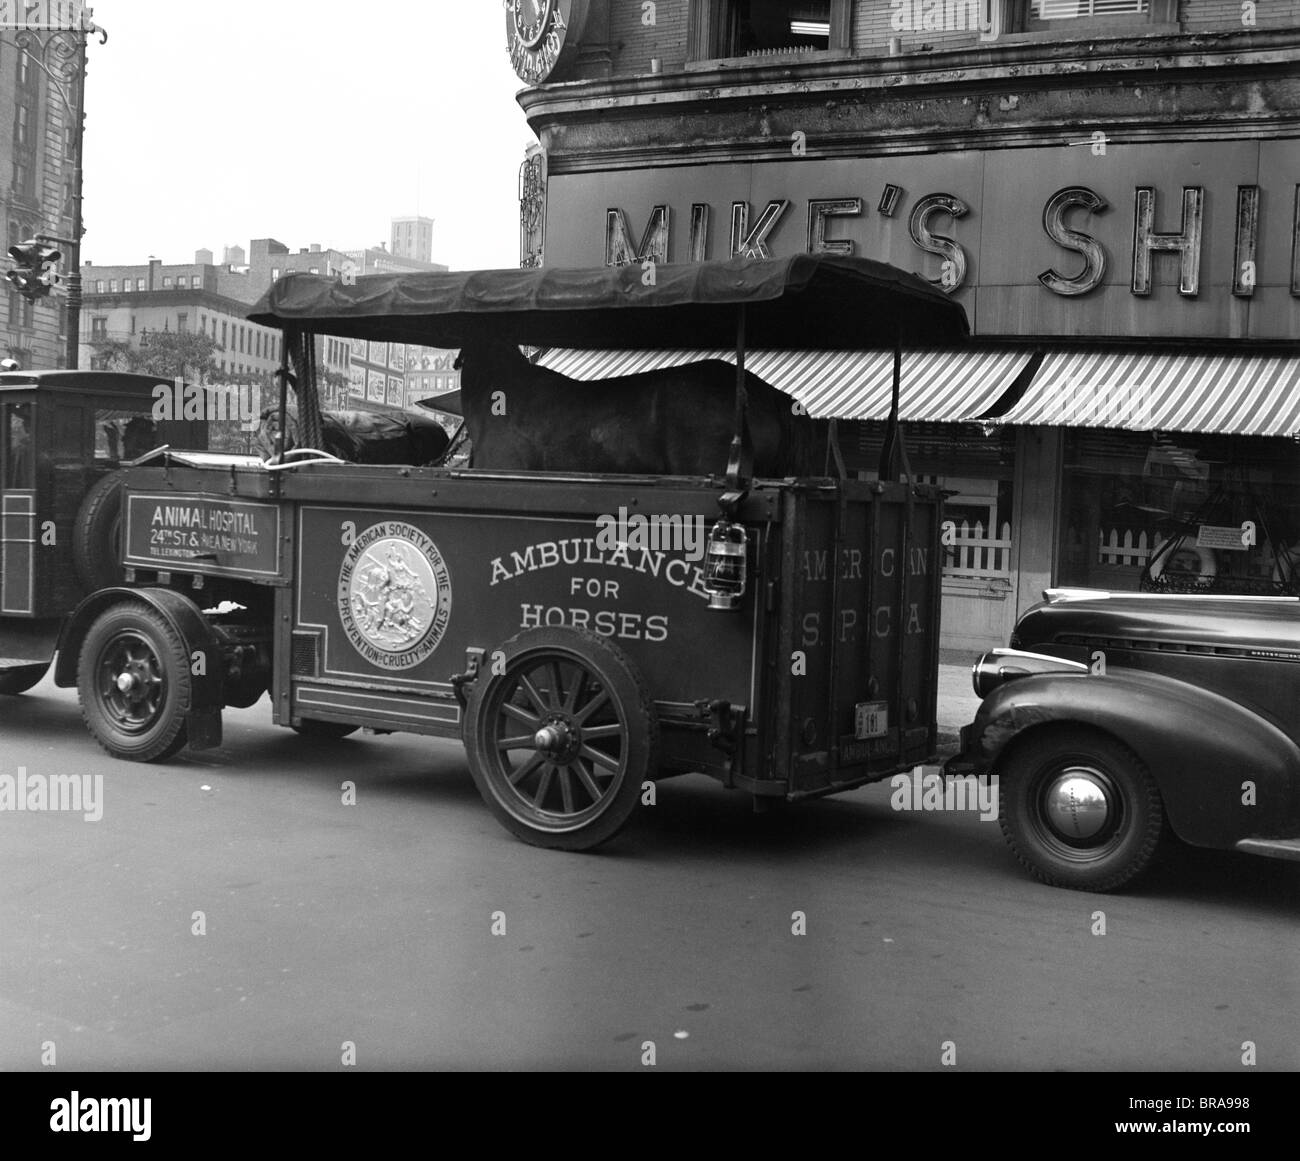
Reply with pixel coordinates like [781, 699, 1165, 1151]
[73, 471, 127, 592]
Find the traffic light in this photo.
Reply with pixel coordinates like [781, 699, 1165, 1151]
[35, 242, 63, 294]
[5, 239, 62, 301]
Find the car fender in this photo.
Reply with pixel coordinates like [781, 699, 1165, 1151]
[963, 671, 1300, 849]
[55, 588, 224, 748]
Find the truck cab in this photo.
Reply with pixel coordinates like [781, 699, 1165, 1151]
[0, 370, 206, 691]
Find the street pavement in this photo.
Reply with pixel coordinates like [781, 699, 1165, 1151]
[1, 670, 1295, 1072]
[935, 660, 980, 755]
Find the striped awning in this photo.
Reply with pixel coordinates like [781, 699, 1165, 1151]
[538, 348, 733, 378]
[534, 347, 1034, 422]
[994, 349, 1300, 437]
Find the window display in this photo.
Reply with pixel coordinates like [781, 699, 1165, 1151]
[1058, 429, 1300, 594]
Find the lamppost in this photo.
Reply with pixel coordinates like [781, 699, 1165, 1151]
[12, 15, 107, 369]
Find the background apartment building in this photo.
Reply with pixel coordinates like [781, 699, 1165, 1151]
[79, 221, 459, 411]
[0, 31, 82, 369]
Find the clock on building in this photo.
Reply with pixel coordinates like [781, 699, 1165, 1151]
[505, 0, 589, 84]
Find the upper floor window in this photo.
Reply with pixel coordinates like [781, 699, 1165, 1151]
[1029, 0, 1146, 22]
[1023, 0, 1169, 30]
[735, 1, 831, 54]
[691, 0, 850, 61]
[9, 291, 33, 330]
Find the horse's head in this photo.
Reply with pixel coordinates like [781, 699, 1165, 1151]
[455, 341, 531, 383]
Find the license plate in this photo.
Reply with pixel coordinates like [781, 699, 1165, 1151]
[855, 701, 888, 740]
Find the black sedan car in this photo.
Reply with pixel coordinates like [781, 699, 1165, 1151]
[945, 587, 1300, 891]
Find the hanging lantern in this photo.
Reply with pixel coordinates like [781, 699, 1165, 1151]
[703, 518, 749, 610]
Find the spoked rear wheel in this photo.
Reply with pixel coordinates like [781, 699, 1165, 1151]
[464, 628, 657, 850]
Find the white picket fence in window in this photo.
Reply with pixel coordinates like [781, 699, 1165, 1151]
[945, 520, 1013, 579]
[1096, 527, 1169, 568]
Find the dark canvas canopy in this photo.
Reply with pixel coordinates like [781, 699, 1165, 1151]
[246, 255, 969, 351]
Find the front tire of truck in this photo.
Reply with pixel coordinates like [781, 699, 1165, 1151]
[464, 628, 657, 851]
[77, 603, 191, 762]
[998, 728, 1164, 893]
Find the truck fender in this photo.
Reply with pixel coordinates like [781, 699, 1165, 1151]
[55, 588, 225, 748]
[965, 671, 1300, 849]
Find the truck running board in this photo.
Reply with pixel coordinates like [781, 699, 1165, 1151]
[1234, 837, 1300, 861]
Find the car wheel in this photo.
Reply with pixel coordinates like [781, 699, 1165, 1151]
[0, 661, 49, 695]
[464, 627, 657, 851]
[73, 471, 127, 592]
[998, 727, 1164, 892]
[77, 603, 191, 762]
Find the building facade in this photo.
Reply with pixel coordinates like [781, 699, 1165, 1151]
[404, 347, 460, 407]
[0, 28, 83, 369]
[391, 215, 434, 263]
[512, 0, 1300, 652]
[80, 222, 454, 412]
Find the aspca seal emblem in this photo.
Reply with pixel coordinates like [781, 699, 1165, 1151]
[338, 521, 451, 669]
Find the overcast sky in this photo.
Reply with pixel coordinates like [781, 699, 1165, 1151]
[80, 0, 533, 270]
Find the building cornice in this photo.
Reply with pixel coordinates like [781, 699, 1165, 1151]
[520, 28, 1300, 171]
[81, 289, 274, 320]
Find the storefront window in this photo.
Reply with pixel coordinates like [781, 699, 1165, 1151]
[1058, 430, 1300, 594]
[854, 420, 1017, 584]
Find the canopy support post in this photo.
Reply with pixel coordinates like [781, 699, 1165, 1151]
[272, 330, 293, 461]
[878, 330, 913, 483]
[721, 304, 752, 515]
[290, 331, 324, 452]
